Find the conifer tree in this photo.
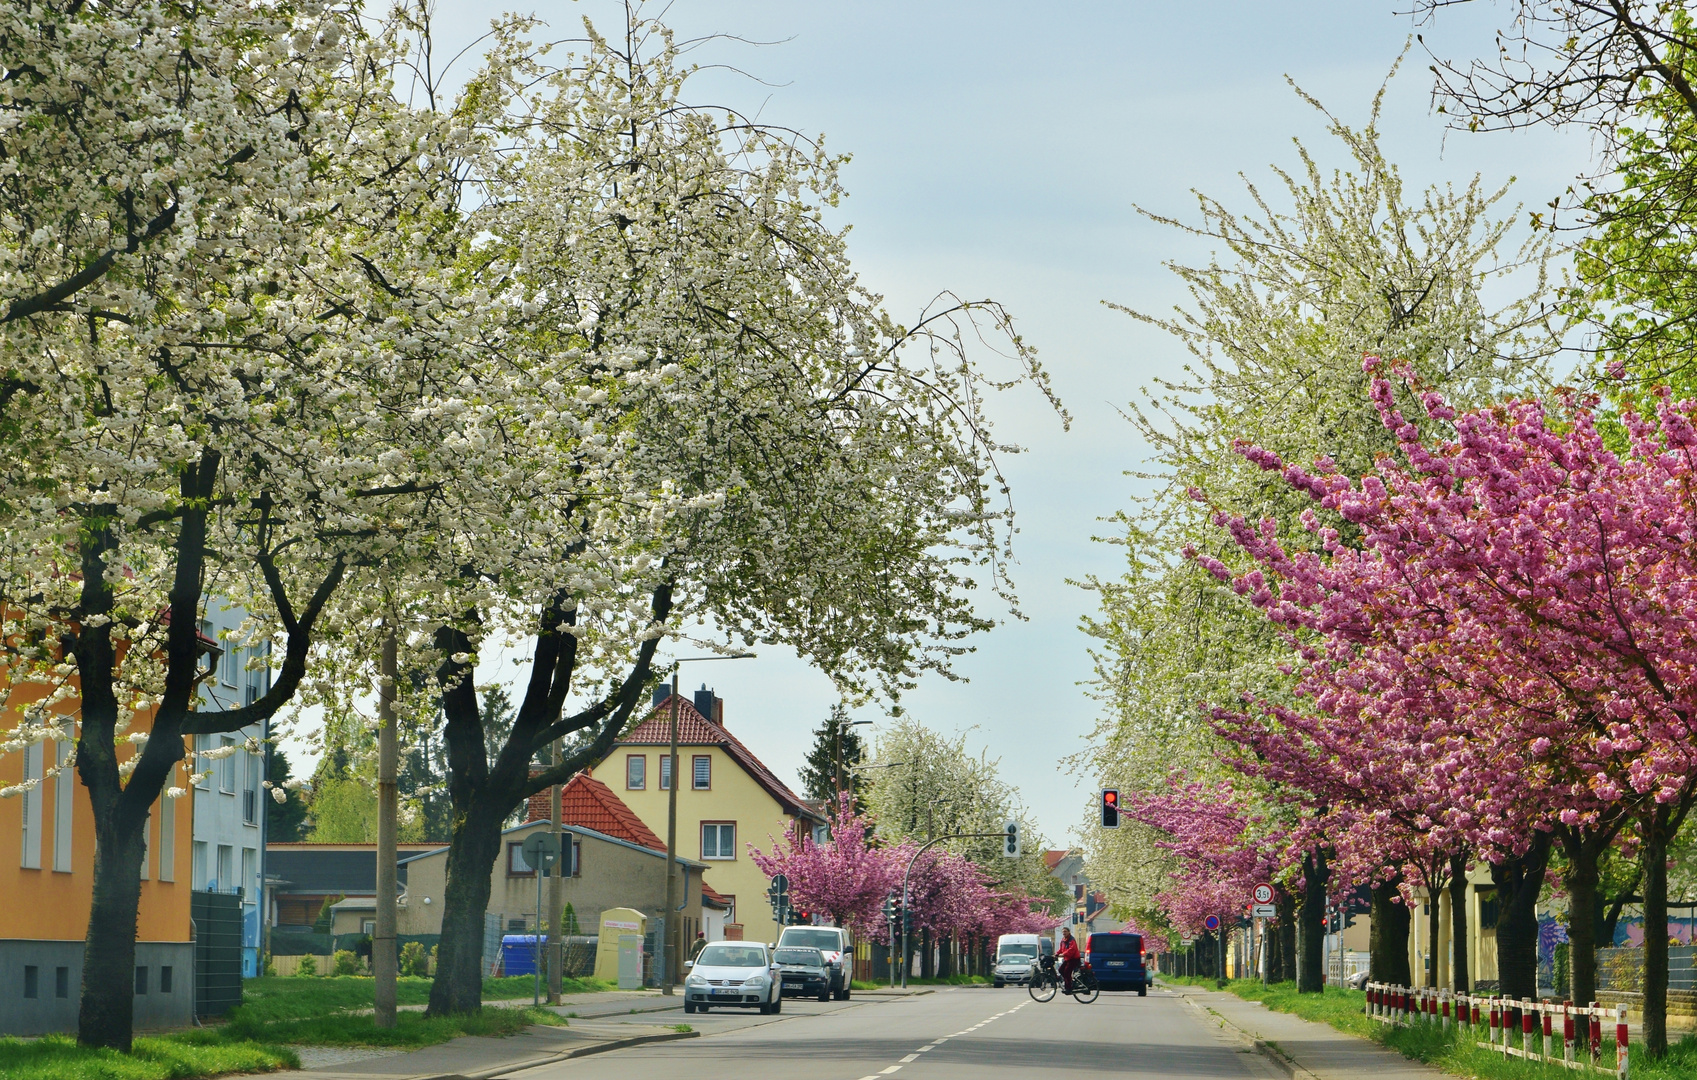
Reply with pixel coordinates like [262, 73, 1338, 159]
[800, 706, 868, 803]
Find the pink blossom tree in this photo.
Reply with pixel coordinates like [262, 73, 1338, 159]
[1199, 362, 1697, 1052]
[749, 795, 902, 935]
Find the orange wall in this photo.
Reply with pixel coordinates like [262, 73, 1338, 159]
[0, 675, 193, 943]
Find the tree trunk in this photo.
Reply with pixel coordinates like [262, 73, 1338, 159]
[76, 811, 149, 1050]
[1600, 869, 1639, 948]
[1278, 891, 1298, 983]
[1425, 883, 1443, 988]
[1370, 878, 1413, 986]
[1297, 849, 1328, 992]
[426, 803, 505, 1016]
[1490, 831, 1550, 1002]
[1640, 804, 1685, 1060]
[1448, 852, 1470, 992]
[1560, 829, 1603, 1008]
[920, 929, 933, 979]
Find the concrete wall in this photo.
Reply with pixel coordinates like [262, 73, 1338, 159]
[0, 940, 192, 1036]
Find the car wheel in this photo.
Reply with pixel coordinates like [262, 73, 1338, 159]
[993, 980, 1004, 988]
[773, 993, 782, 1014]
[684, 1001, 696, 1014]
[818, 984, 831, 1002]
[699, 1005, 710, 1013]
[1138, 985, 1148, 997]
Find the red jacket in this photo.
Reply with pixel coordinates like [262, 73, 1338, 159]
[1058, 938, 1080, 964]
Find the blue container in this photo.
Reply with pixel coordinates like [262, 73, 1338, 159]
[501, 934, 544, 977]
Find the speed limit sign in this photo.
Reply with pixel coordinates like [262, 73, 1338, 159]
[1253, 884, 1273, 905]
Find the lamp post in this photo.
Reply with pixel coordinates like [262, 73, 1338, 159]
[833, 718, 874, 804]
[661, 652, 754, 996]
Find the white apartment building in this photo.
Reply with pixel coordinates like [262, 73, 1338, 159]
[193, 602, 269, 976]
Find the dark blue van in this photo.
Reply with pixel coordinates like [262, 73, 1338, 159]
[1087, 931, 1148, 994]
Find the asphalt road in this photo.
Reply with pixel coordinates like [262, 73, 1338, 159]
[512, 985, 1285, 1080]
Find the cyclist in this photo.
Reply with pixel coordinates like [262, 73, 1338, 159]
[1057, 928, 1081, 993]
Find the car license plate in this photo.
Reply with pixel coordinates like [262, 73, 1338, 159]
[1107, 961, 1126, 966]
[712, 987, 738, 995]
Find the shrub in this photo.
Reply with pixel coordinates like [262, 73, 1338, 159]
[296, 954, 318, 977]
[400, 941, 429, 977]
[333, 950, 362, 976]
[261, 952, 276, 977]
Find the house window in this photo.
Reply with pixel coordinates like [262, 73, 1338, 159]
[692, 755, 711, 790]
[216, 844, 234, 892]
[218, 736, 236, 793]
[660, 754, 672, 790]
[193, 735, 210, 789]
[192, 841, 208, 889]
[53, 740, 73, 872]
[625, 754, 646, 790]
[24, 965, 38, 999]
[507, 842, 537, 877]
[21, 739, 43, 868]
[56, 967, 69, 998]
[701, 822, 735, 860]
[362, 919, 376, 936]
[158, 793, 175, 882]
[243, 750, 260, 825]
[159, 966, 173, 994]
[241, 848, 257, 902]
[135, 966, 147, 994]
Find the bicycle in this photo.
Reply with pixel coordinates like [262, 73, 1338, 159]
[1027, 956, 1099, 1004]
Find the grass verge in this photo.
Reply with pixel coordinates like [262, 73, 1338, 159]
[1162, 977, 1697, 1080]
[0, 1032, 296, 1080]
[222, 1006, 563, 1048]
[238, 975, 614, 1024]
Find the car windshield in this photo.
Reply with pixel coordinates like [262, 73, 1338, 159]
[780, 929, 842, 951]
[1089, 934, 1143, 955]
[998, 943, 1037, 960]
[774, 949, 824, 966]
[696, 944, 767, 968]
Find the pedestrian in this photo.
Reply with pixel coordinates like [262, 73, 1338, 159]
[689, 931, 707, 962]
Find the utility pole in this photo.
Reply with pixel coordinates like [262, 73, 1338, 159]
[547, 737, 563, 1004]
[374, 628, 398, 1028]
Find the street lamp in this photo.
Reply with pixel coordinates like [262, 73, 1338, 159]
[661, 652, 754, 997]
[833, 718, 874, 804]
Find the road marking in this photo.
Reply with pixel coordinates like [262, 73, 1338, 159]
[918, 1045, 937, 1051]
[899, 1054, 919, 1063]
[880, 1068, 903, 1075]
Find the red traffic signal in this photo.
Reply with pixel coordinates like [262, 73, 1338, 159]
[1100, 788, 1120, 828]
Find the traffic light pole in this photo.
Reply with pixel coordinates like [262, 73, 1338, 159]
[899, 832, 1006, 990]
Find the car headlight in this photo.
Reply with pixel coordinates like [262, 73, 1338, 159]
[686, 974, 707, 986]
[743, 974, 769, 987]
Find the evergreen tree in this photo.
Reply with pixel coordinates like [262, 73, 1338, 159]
[799, 705, 868, 804]
[266, 750, 310, 843]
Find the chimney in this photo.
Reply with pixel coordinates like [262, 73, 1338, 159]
[714, 697, 724, 726]
[652, 684, 670, 708]
[694, 685, 717, 725]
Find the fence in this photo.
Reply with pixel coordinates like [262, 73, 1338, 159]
[193, 891, 245, 1019]
[1597, 947, 1697, 992]
[1365, 981, 1629, 1079]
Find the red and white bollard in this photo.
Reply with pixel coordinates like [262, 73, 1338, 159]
[1590, 1003, 1603, 1066]
[1563, 1001, 1576, 1062]
[1522, 998, 1535, 1057]
[1542, 1001, 1554, 1060]
[1616, 1003, 1630, 1080]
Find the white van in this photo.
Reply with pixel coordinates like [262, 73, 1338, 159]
[992, 932, 1054, 987]
[775, 925, 854, 999]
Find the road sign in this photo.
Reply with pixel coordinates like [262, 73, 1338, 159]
[1252, 904, 1277, 917]
[520, 831, 560, 871]
[1252, 884, 1273, 905]
[1203, 914, 1221, 931]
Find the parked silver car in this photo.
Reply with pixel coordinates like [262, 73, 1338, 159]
[683, 942, 783, 1014]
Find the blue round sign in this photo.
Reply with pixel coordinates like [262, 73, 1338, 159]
[1203, 914, 1221, 931]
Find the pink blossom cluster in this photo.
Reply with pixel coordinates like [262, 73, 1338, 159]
[1123, 779, 1285, 934]
[749, 795, 1060, 943]
[1189, 361, 1697, 886]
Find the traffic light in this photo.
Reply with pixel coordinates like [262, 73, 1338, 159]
[901, 909, 914, 937]
[883, 893, 900, 922]
[1003, 819, 1020, 858]
[1100, 788, 1120, 828]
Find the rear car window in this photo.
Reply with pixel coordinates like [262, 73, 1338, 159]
[997, 943, 1036, 959]
[1088, 934, 1144, 955]
[775, 949, 824, 965]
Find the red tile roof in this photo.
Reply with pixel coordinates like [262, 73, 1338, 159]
[524, 772, 667, 852]
[615, 695, 823, 823]
[1042, 849, 1070, 872]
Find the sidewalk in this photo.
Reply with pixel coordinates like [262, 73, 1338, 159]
[296, 1020, 697, 1080]
[1164, 983, 1441, 1080]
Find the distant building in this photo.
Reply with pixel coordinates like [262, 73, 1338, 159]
[599, 687, 826, 948]
[1043, 848, 1122, 936]
[191, 602, 269, 975]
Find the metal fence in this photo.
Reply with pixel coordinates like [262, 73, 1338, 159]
[193, 891, 244, 1019]
[1596, 946, 1697, 992]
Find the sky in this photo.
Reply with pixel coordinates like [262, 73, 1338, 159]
[407, 0, 1596, 848]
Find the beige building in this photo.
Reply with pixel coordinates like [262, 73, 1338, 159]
[600, 687, 826, 947]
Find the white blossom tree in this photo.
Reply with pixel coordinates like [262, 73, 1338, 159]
[0, 0, 481, 1049]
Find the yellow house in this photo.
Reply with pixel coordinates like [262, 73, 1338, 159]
[601, 687, 824, 947]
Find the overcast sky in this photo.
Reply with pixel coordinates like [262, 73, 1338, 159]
[414, 0, 1595, 848]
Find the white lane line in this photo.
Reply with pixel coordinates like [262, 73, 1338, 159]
[918, 1045, 937, 1051]
[900, 1054, 919, 1063]
[880, 1068, 903, 1075]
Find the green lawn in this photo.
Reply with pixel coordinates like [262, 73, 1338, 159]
[0, 1032, 295, 1080]
[1163, 976, 1697, 1080]
[238, 974, 614, 1023]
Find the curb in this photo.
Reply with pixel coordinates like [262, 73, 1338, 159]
[1165, 984, 1321, 1080]
[419, 1030, 701, 1080]
[854, 988, 936, 997]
